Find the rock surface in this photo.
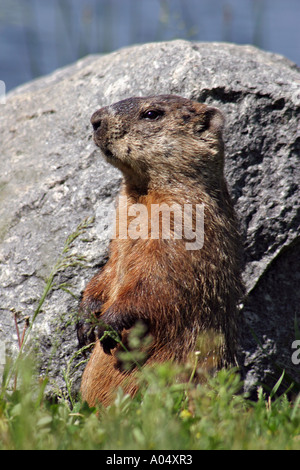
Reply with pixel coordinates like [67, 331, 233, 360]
[0, 40, 299, 396]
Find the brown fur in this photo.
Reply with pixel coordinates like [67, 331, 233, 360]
[77, 95, 243, 407]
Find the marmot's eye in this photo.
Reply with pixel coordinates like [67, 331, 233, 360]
[141, 109, 164, 120]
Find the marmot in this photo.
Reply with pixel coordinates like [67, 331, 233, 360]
[77, 95, 243, 407]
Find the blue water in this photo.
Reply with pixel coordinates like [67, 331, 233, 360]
[0, 0, 299, 92]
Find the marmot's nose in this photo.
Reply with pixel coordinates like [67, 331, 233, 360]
[91, 111, 102, 131]
[92, 119, 101, 131]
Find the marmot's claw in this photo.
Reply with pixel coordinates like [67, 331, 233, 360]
[76, 320, 96, 348]
[97, 324, 122, 355]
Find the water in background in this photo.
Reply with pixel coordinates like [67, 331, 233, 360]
[0, 0, 299, 92]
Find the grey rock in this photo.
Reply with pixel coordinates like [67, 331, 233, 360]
[0, 40, 299, 397]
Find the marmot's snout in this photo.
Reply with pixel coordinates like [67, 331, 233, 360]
[90, 107, 111, 154]
[90, 104, 131, 165]
[91, 107, 107, 134]
[91, 114, 101, 132]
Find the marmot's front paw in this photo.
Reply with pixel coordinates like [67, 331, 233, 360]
[77, 296, 104, 348]
[76, 319, 97, 348]
[76, 316, 120, 354]
[96, 309, 123, 354]
[97, 308, 135, 355]
[97, 324, 121, 355]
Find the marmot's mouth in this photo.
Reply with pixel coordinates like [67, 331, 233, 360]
[93, 134, 115, 160]
[102, 148, 115, 159]
[97, 141, 116, 161]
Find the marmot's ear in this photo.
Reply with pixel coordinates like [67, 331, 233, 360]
[205, 106, 225, 133]
[194, 106, 225, 135]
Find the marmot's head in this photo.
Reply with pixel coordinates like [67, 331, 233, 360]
[91, 95, 225, 190]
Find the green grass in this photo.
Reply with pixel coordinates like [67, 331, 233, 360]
[1, 219, 299, 450]
[1, 359, 300, 450]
